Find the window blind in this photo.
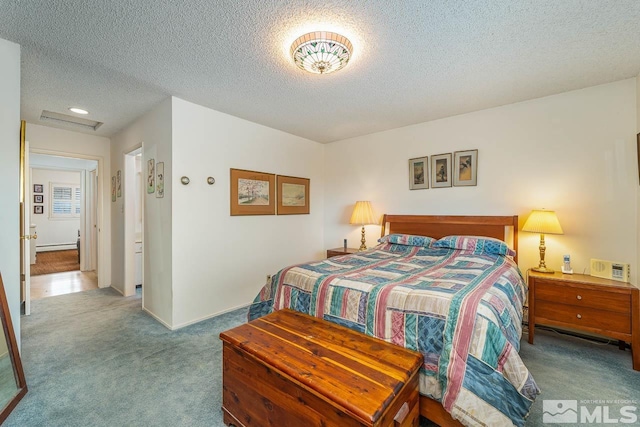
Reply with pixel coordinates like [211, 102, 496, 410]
[50, 184, 81, 218]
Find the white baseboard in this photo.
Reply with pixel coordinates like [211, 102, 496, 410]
[170, 303, 251, 330]
[142, 307, 173, 330]
[109, 285, 124, 295]
[36, 244, 77, 252]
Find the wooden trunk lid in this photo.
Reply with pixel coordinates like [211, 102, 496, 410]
[220, 309, 423, 426]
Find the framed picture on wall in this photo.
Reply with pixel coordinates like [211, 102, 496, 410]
[276, 175, 310, 215]
[33, 195, 43, 204]
[112, 176, 116, 202]
[453, 149, 478, 187]
[117, 170, 122, 198]
[230, 168, 275, 216]
[156, 162, 164, 198]
[431, 153, 452, 188]
[33, 184, 43, 193]
[147, 159, 155, 194]
[637, 133, 640, 186]
[408, 156, 429, 190]
[33, 205, 43, 214]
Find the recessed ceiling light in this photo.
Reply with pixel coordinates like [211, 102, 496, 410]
[291, 31, 352, 74]
[69, 107, 89, 115]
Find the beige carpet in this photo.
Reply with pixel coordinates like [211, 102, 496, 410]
[30, 250, 79, 276]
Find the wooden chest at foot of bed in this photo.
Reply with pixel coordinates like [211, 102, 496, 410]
[219, 309, 423, 427]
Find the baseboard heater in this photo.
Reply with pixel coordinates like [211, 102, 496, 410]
[36, 243, 77, 252]
[523, 322, 628, 349]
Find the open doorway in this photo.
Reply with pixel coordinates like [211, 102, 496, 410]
[124, 146, 143, 297]
[28, 154, 98, 299]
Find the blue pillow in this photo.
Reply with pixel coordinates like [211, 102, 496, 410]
[432, 235, 516, 257]
[378, 234, 435, 247]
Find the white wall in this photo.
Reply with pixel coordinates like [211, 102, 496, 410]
[325, 79, 638, 283]
[27, 123, 111, 287]
[171, 97, 325, 328]
[0, 38, 21, 345]
[110, 99, 172, 323]
[31, 168, 81, 250]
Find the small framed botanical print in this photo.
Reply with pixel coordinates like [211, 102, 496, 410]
[34, 195, 43, 204]
[431, 153, 452, 188]
[156, 162, 164, 198]
[408, 156, 428, 190]
[453, 149, 478, 187]
[147, 159, 155, 194]
[637, 133, 640, 185]
[34, 205, 43, 214]
[33, 184, 43, 193]
[117, 170, 122, 198]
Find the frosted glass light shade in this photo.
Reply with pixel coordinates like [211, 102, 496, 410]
[522, 210, 564, 235]
[350, 201, 376, 225]
[291, 31, 352, 75]
[69, 107, 89, 115]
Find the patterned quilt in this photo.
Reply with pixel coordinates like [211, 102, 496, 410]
[248, 240, 540, 427]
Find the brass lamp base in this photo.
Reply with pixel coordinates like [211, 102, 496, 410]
[531, 266, 555, 274]
[358, 225, 367, 251]
[532, 233, 554, 273]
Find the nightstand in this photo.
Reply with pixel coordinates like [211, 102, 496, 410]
[326, 248, 359, 258]
[528, 271, 639, 371]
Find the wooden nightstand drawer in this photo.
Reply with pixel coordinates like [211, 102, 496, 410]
[535, 301, 631, 334]
[327, 248, 358, 258]
[536, 280, 630, 314]
[528, 271, 640, 371]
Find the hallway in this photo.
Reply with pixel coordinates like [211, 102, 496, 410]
[30, 271, 98, 300]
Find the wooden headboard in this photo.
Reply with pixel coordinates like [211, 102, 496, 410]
[380, 214, 519, 263]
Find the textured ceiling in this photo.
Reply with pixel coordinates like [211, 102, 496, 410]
[1, 0, 640, 143]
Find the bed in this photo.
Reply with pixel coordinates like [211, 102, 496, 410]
[248, 215, 539, 427]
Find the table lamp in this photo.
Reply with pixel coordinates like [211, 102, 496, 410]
[349, 201, 376, 251]
[522, 209, 564, 273]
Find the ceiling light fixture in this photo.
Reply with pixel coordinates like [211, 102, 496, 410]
[41, 110, 103, 131]
[69, 107, 89, 115]
[290, 31, 352, 75]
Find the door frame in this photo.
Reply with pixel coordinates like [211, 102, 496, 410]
[124, 144, 143, 297]
[19, 121, 31, 315]
[29, 147, 106, 287]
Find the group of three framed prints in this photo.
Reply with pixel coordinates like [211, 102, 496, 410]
[409, 149, 478, 190]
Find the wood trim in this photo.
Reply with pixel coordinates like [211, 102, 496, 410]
[632, 288, 640, 370]
[327, 248, 358, 258]
[0, 274, 27, 424]
[380, 214, 519, 263]
[420, 396, 464, 427]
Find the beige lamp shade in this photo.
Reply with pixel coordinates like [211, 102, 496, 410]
[522, 210, 564, 235]
[350, 201, 376, 251]
[349, 201, 377, 225]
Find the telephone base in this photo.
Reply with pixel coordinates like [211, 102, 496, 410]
[561, 266, 574, 274]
